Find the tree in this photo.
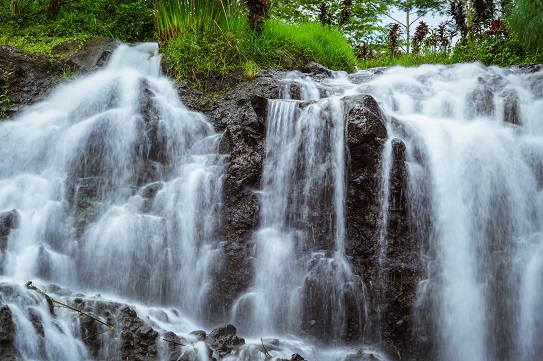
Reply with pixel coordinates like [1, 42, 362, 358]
[507, 0, 543, 53]
[269, 0, 389, 46]
[383, 0, 448, 53]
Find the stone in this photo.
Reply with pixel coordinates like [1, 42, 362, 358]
[189, 330, 207, 341]
[0, 209, 20, 272]
[0, 305, 20, 361]
[66, 38, 119, 74]
[206, 324, 245, 357]
[0, 209, 20, 243]
[0, 305, 15, 344]
[0, 46, 63, 115]
[298, 62, 333, 77]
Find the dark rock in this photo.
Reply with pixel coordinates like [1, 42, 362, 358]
[290, 354, 305, 361]
[190, 330, 207, 341]
[514, 64, 543, 74]
[343, 350, 380, 361]
[0, 305, 21, 361]
[0, 305, 15, 344]
[0, 46, 63, 116]
[344, 95, 422, 359]
[119, 306, 159, 360]
[163, 331, 185, 361]
[467, 78, 495, 118]
[206, 324, 245, 357]
[299, 62, 333, 77]
[191, 72, 280, 321]
[502, 89, 521, 126]
[66, 38, 119, 74]
[0, 209, 20, 272]
[0, 209, 20, 233]
[344, 94, 387, 298]
[379, 138, 422, 359]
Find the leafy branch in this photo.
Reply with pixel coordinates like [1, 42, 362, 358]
[25, 281, 114, 339]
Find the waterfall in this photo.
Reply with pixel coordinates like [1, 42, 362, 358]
[0, 43, 224, 359]
[2, 41, 542, 361]
[232, 72, 367, 344]
[361, 63, 543, 361]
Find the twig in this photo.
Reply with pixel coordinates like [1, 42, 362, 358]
[25, 281, 114, 339]
[261, 337, 272, 358]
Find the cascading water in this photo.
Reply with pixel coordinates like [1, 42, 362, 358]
[2, 41, 541, 361]
[358, 63, 543, 361]
[232, 73, 367, 344]
[0, 43, 225, 359]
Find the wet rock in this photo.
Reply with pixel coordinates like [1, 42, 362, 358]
[280, 354, 306, 361]
[298, 62, 333, 77]
[467, 78, 495, 118]
[206, 324, 245, 357]
[380, 138, 421, 359]
[344, 96, 422, 359]
[163, 331, 186, 361]
[0, 305, 15, 344]
[344, 94, 388, 347]
[193, 72, 280, 321]
[0, 209, 20, 234]
[0, 305, 20, 361]
[344, 94, 387, 291]
[118, 306, 159, 361]
[343, 350, 380, 361]
[0, 209, 20, 272]
[502, 89, 521, 126]
[190, 330, 207, 341]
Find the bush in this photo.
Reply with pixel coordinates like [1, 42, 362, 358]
[161, 20, 357, 86]
[451, 32, 541, 66]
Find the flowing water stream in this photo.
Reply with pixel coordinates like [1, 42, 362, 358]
[357, 64, 543, 361]
[232, 73, 367, 344]
[1, 43, 542, 361]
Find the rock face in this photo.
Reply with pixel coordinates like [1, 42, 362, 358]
[1, 44, 423, 360]
[0, 305, 19, 361]
[0, 46, 62, 117]
[0, 38, 119, 119]
[0, 209, 20, 273]
[343, 95, 420, 359]
[179, 73, 281, 321]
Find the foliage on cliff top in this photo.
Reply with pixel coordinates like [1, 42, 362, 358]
[162, 20, 357, 85]
[0, 0, 356, 85]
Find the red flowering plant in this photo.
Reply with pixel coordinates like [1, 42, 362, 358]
[485, 19, 507, 36]
[245, 0, 269, 33]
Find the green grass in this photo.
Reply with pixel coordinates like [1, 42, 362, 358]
[162, 20, 357, 86]
[0, 0, 357, 89]
[358, 51, 453, 69]
[255, 21, 357, 71]
[155, 0, 245, 41]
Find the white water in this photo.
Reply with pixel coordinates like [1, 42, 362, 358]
[0, 43, 225, 359]
[2, 43, 541, 361]
[232, 73, 367, 344]
[357, 63, 543, 361]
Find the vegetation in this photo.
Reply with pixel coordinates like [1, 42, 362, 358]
[0, 0, 543, 88]
[508, 0, 543, 53]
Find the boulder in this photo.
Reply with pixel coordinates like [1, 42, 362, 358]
[66, 38, 119, 74]
[0, 305, 19, 361]
[0, 46, 63, 115]
[206, 324, 245, 357]
[0, 209, 20, 272]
